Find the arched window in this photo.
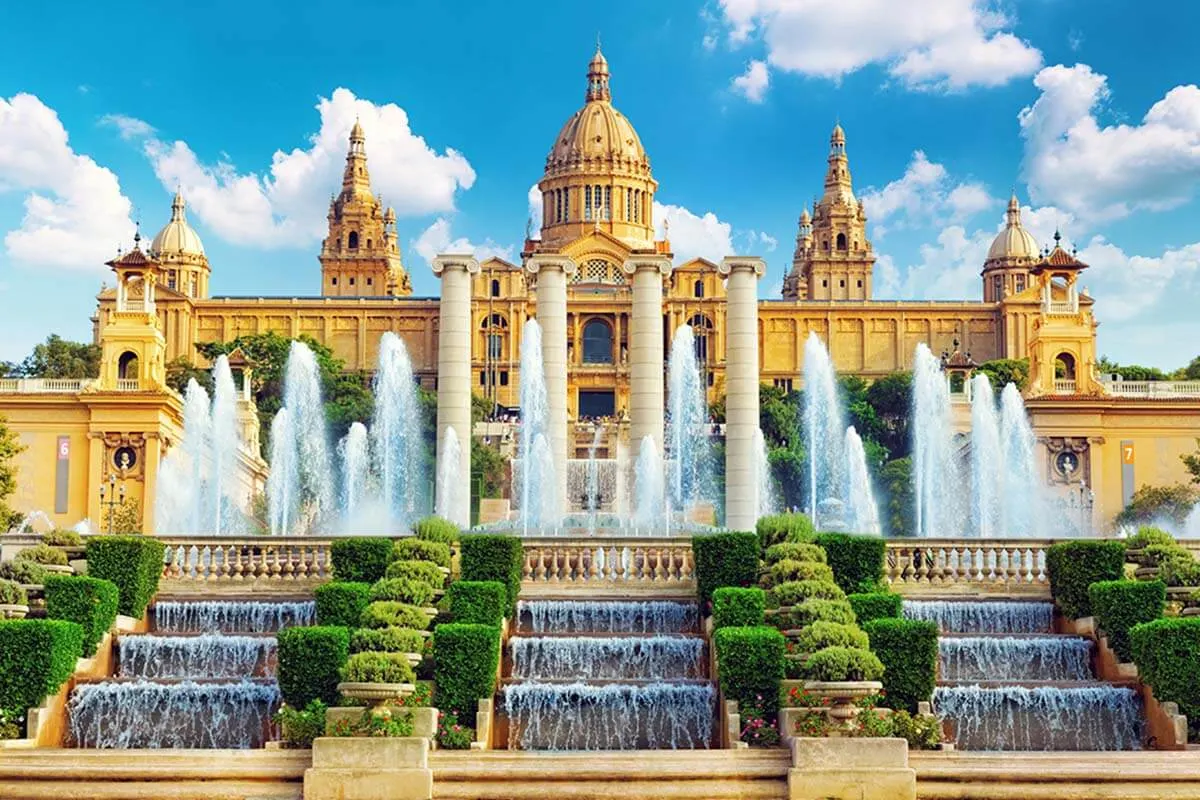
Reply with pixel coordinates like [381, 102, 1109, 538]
[689, 314, 713, 363]
[582, 319, 614, 364]
[693, 279, 704, 299]
[836, 232, 847, 250]
[481, 313, 508, 360]
[491, 279, 501, 298]
[348, 231, 359, 249]
[118, 351, 139, 379]
[1056, 352, 1077, 380]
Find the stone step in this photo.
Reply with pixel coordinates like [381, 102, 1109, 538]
[936, 679, 1135, 689]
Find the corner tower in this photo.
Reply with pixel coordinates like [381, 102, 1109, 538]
[783, 125, 875, 300]
[320, 120, 411, 297]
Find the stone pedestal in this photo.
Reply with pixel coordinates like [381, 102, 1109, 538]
[304, 737, 432, 800]
[431, 255, 479, 528]
[624, 256, 672, 457]
[525, 256, 576, 516]
[788, 737, 915, 800]
[719, 257, 765, 531]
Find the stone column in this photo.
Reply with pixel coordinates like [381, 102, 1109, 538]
[719, 256, 765, 531]
[525, 255, 577, 516]
[432, 255, 479, 528]
[623, 256, 673, 457]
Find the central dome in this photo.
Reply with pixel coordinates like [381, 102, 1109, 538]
[150, 191, 205, 258]
[986, 194, 1039, 264]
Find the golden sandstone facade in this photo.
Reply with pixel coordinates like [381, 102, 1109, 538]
[3, 46, 1200, 532]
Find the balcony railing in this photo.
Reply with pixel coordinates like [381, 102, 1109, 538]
[0, 378, 94, 394]
[1101, 380, 1200, 399]
[1053, 379, 1077, 395]
[115, 378, 141, 392]
[1044, 301, 1078, 315]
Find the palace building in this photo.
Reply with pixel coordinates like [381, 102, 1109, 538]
[2, 45, 1199, 533]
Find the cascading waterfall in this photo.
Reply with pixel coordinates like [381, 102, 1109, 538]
[939, 636, 1093, 681]
[267, 342, 334, 534]
[518, 319, 555, 532]
[903, 600, 1053, 634]
[912, 343, 964, 538]
[338, 422, 369, 525]
[969, 374, 1003, 539]
[633, 436, 666, 529]
[153, 601, 315, 634]
[511, 636, 704, 680]
[519, 600, 698, 634]
[1000, 383, 1043, 538]
[843, 426, 880, 534]
[372, 332, 424, 527]
[666, 325, 713, 516]
[803, 332, 844, 529]
[435, 427, 465, 526]
[119, 634, 276, 679]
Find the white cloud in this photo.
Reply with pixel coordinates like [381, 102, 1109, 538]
[1020, 64, 1200, 224]
[125, 88, 475, 249]
[527, 183, 542, 240]
[654, 201, 735, 263]
[100, 113, 155, 141]
[0, 93, 136, 272]
[873, 225, 992, 300]
[1076, 237, 1200, 323]
[411, 218, 514, 266]
[732, 60, 770, 102]
[860, 150, 994, 236]
[712, 0, 1041, 95]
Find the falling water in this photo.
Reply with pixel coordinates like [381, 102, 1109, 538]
[338, 422, 370, 524]
[209, 356, 243, 535]
[585, 424, 604, 534]
[903, 601, 1053, 634]
[372, 332, 424, 526]
[519, 601, 699, 634]
[435, 427, 465, 527]
[912, 343, 964, 537]
[754, 429, 779, 519]
[519, 319, 555, 533]
[803, 333, 844, 529]
[1000, 383, 1042, 538]
[511, 636, 704, 680]
[970, 374, 1003, 538]
[633, 436, 666, 529]
[153, 600, 315, 634]
[119, 634, 276, 679]
[267, 342, 334, 534]
[666, 325, 713, 515]
[939, 637, 1093, 681]
[843, 426, 881, 534]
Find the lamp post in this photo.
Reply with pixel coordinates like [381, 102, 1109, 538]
[99, 473, 125, 535]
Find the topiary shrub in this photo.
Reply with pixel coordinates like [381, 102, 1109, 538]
[1089, 580, 1165, 662]
[771, 580, 845, 606]
[1158, 550, 1200, 587]
[349, 627, 426, 655]
[434, 623, 501, 716]
[712, 587, 766, 630]
[756, 513, 816, 549]
[862, 618, 938, 712]
[314, 582, 371, 628]
[385, 560, 446, 590]
[0, 619, 84, 716]
[361, 601, 431, 631]
[85, 536, 165, 619]
[772, 598, 857, 629]
[802, 645, 884, 682]
[0, 579, 26, 606]
[413, 517, 460, 545]
[341, 651, 416, 684]
[1131, 617, 1200, 728]
[370, 577, 436, 607]
[847, 592, 902, 625]
[813, 534, 886, 594]
[16, 544, 67, 566]
[1126, 526, 1175, 551]
[714, 625, 786, 712]
[394, 539, 453, 570]
[42, 530, 83, 548]
[460, 535, 523, 613]
[330, 537, 394, 584]
[1046, 540, 1127, 619]
[795, 621, 869, 653]
[0, 560, 47, 585]
[447, 581, 507, 626]
[43, 576, 119, 657]
[693, 531, 760, 602]
[276, 625, 349, 707]
[765, 559, 836, 587]
[764, 542, 826, 565]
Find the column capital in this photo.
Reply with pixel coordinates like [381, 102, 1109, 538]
[524, 254, 577, 277]
[621, 255, 673, 278]
[718, 256, 766, 278]
[431, 255, 480, 277]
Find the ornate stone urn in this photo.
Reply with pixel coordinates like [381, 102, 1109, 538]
[803, 681, 883, 734]
[336, 682, 416, 715]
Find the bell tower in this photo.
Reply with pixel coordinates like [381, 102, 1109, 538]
[1027, 233, 1100, 397]
[99, 233, 168, 391]
[319, 120, 411, 297]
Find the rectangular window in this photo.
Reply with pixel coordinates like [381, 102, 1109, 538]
[349, 277, 355, 286]
[331, 277, 338, 285]
[584, 186, 592, 220]
[500, 371, 509, 386]
[563, 188, 569, 220]
[633, 191, 639, 223]
[479, 372, 486, 386]
[626, 187, 632, 221]
[993, 275, 1002, 298]
[1015, 275, 1026, 292]
[366, 277, 373, 286]
[604, 186, 611, 220]
[488, 334, 502, 359]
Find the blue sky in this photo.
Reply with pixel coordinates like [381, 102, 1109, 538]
[1, 0, 1199, 368]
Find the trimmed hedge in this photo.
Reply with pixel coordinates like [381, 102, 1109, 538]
[460, 535, 524, 613]
[85, 535, 165, 619]
[16, 543, 67, 566]
[693, 531, 759, 602]
[276, 625, 349, 707]
[370, 577, 436, 607]
[802, 645, 884, 682]
[764, 542, 826, 565]
[394, 539, 452, 570]
[1089, 580, 1165, 662]
[385, 560, 447, 590]
[43, 575, 119, 657]
[0, 619, 84, 716]
[413, 517, 460, 545]
[1046, 541, 1126, 619]
[447, 580, 507, 626]
[342, 651, 416, 684]
[795, 621, 869, 652]
[314, 582, 371, 628]
[766, 559, 835, 586]
[862, 618, 938, 712]
[771, 580, 845, 606]
[712, 587, 766, 630]
[713, 625, 786, 712]
[330, 537, 394, 583]
[774, 599, 857, 628]
[1131, 617, 1200, 726]
[349, 626, 426, 655]
[361, 601, 431, 631]
[756, 513, 816, 549]
[848, 592, 902, 625]
[1126, 527, 1175, 551]
[0, 560, 47, 585]
[813, 533, 886, 594]
[434, 623, 502, 716]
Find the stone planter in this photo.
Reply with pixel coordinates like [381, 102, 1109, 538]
[0, 604, 29, 619]
[803, 681, 883, 734]
[41, 564, 74, 576]
[337, 682, 416, 714]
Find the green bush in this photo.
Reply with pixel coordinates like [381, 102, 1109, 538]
[275, 700, 326, 749]
[771, 580, 845, 606]
[764, 542, 826, 565]
[802, 646, 884, 682]
[0, 619, 84, 716]
[341, 651, 416, 684]
[766, 559, 835, 587]
[1131, 617, 1200, 725]
[413, 517, 460, 545]
[85, 536, 165, 618]
[370, 577, 435, 606]
[813, 534, 886, 594]
[42, 530, 83, 548]
[314, 582, 372, 628]
[714, 626, 785, 711]
[795, 621, 869, 653]
[890, 710, 943, 750]
[447, 581, 507, 626]
[756, 513, 816, 549]
[1046, 541, 1127, 619]
[1142, 544, 1183, 566]
[330, 537, 394, 583]
[0, 560, 47, 585]
[385, 560, 446, 590]
[862, 618, 938, 712]
[460, 535, 523, 612]
[693, 531, 760, 602]
[361, 601, 431, 631]
[349, 627, 426, 655]
[276, 626, 349, 707]
[1089, 580, 1166, 662]
[434, 623, 502, 716]
[1126, 526, 1175, 550]
[773, 598, 857, 629]
[1159, 550, 1200, 587]
[847, 592, 902, 625]
[394, 539, 452, 570]
[712, 587, 766, 630]
[0, 579, 25, 606]
[43, 576, 119, 657]
[16, 544, 67, 566]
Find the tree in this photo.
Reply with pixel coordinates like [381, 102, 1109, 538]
[1180, 356, 1200, 381]
[472, 439, 507, 499]
[1095, 357, 1168, 381]
[471, 393, 493, 425]
[768, 443, 806, 511]
[865, 372, 912, 460]
[879, 457, 914, 538]
[1182, 440, 1200, 486]
[107, 499, 143, 535]
[0, 414, 25, 530]
[1114, 484, 1199, 528]
[165, 356, 213, 396]
[975, 358, 1030, 392]
[758, 384, 801, 449]
[12, 335, 100, 379]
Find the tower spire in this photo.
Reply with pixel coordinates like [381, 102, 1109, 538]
[341, 118, 372, 199]
[822, 122, 854, 207]
[586, 43, 611, 103]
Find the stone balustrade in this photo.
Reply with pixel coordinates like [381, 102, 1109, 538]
[159, 537, 334, 594]
[884, 539, 1053, 596]
[520, 537, 696, 597]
